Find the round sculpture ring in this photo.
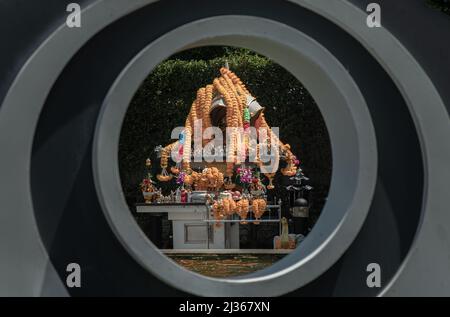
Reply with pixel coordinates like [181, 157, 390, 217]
[1, 0, 447, 296]
[93, 15, 377, 296]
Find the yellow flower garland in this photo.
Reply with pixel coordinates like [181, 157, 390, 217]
[158, 67, 299, 185]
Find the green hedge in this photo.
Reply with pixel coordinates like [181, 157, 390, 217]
[427, 0, 450, 15]
[119, 50, 332, 221]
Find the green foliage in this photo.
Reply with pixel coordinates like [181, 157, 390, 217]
[427, 0, 450, 15]
[119, 49, 332, 220]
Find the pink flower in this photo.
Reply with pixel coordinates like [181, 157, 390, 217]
[176, 172, 186, 185]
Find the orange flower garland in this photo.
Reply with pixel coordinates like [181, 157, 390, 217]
[157, 67, 301, 194]
[252, 198, 267, 224]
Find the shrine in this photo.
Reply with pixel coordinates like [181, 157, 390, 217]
[136, 67, 311, 251]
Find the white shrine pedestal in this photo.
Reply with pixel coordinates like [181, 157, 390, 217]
[136, 203, 239, 250]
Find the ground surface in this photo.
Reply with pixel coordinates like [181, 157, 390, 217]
[167, 254, 286, 278]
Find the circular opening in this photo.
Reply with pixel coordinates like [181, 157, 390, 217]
[3, 0, 445, 296]
[93, 16, 377, 296]
[118, 46, 332, 278]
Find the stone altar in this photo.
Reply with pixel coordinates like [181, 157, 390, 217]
[136, 203, 239, 249]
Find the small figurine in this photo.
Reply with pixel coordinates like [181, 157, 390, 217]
[250, 172, 266, 197]
[274, 217, 296, 249]
[175, 187, 181, 203]
[141, 158, 159, 203]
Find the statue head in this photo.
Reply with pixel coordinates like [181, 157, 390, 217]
[209, 94, 265, 128]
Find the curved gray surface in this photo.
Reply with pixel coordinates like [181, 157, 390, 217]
[0, 0, 154, 297]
